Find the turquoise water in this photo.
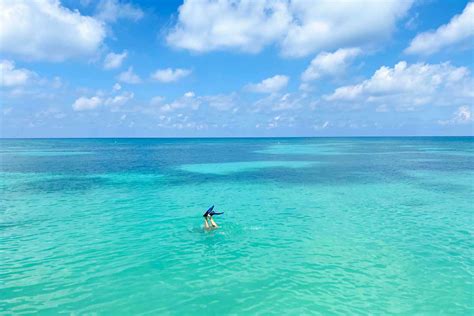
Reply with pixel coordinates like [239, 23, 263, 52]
[1, 137, 473, 314]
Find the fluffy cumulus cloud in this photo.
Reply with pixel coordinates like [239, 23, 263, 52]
[301, 47, 362, 82]
[72, 96, 103, 111]
[104, 91, 134, 107]
[203, 93, 237, 111]
[246, 75, 289, 93]
[158, 91, 201, 112]
[325, 61, 473, 110]
[439, 106, 473, 125]
[138, 91, 247, 132]
[117, 67, 141, 84]
[148, 91, 238, 115]
[95, 0, 144, 23]
[406, 2, 474, 55]
[72, 91, 134, 111]
[0, 60, 37, 87]
[167, 0, 413, 57]
[253, 92, 309, 111]
[167, 0, 290, 54]
[103, 51, 128, 69]
[0, 0, 106, 61]
[151, 68, 192, 83]
[281, 0, 413, 57]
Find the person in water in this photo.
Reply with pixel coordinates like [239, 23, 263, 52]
[203, 205, 224, 229]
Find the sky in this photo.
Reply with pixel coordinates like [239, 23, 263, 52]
[0, 0, 473, 137]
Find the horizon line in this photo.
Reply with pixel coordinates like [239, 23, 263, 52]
[1, 135, 473, 140]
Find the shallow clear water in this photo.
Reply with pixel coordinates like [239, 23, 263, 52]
[1, 137, 473, 314]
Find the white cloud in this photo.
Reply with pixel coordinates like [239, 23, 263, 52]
[148, 91, 237, 114]
[246, 75, 289, 93]
[103, 51, 128, 69]
[167, 0, 290, 54]
[325, 61, 473, 110]
[453, 106, 472, 123]
[95, 0, 144, 23]
[0, 60, 36, 87]
[113, 83, 122, 91]
[105, 91, 134, 107]
[117, 67, 141, 84]
[72, 96, 103, 111]
[298, 82, 312, 92]
[167, 0, 413, 57]
[438, 106, 473, 125]
[301, 48, 361, 82]
[203, 93, 237, 111]
[263, 114, 298, 129]
[406, 2, 474, 55]
[0, 0, 106, 61]
[253, 92, 308, 111]
[151, 68, 191, 83]
[282, 0, 413, 57]
[159, 92, 201, 112]
[72, 90, 133, 111]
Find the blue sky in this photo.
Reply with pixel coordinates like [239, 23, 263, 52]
[0, 0, 473, 137]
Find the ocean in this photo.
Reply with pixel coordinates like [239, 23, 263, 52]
[1, 137, 473, 314]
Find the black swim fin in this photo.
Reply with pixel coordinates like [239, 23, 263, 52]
[203, 205, 214, 217]
[209, 211, 224, 216]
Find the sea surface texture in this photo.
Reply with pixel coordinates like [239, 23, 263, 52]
[1, 137, 473, 314]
